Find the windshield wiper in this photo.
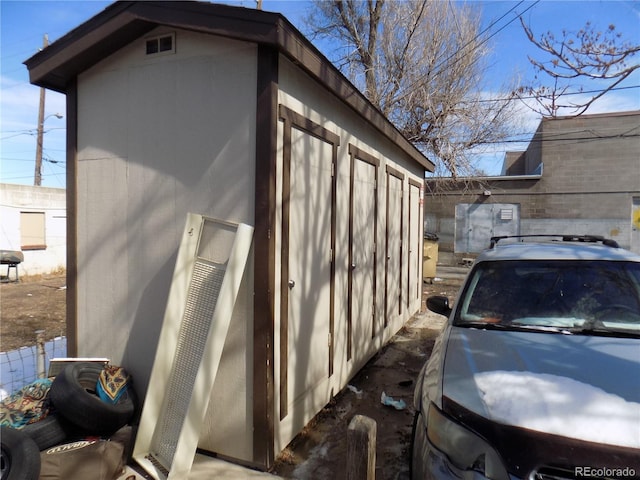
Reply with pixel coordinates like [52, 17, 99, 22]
[569, 319, 640, 338]
[456, 321, 572, 335]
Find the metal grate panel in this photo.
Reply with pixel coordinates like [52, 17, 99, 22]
[151, 260, 225, 466]
[133, 215, 254, 480]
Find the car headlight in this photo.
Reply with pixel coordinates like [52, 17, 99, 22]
[427, 403, 509, 480]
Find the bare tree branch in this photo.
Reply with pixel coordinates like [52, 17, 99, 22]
[305, 0, 519, 180]
[518, 18, 640, 117]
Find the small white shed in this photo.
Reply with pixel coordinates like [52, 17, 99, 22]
[26, 0, 433, 470]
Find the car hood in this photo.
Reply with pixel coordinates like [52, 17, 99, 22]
[443, 327, 640, 449]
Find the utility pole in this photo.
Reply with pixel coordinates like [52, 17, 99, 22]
[34, 34, 48, 186]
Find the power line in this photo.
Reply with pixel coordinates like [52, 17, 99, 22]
[466, 84, 640, 105]
[432, 1, 524, 74]
[473, 132, 640, 146]
[430, 1, 539, 81]
[1, 127, 66, 141]
[0, 157, 37, 162]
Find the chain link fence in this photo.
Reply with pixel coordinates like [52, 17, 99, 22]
[0, 334, 67, 398]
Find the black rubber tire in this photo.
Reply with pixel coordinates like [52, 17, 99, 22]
[50, 363, 136, 436]
[409, 411, 419, 480]
[0, 426, 41, 480]
[21, 414, 78, 451]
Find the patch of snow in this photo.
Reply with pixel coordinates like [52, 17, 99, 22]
[347, 384, 363, 398]
[292, 442, 330, 479]
[474, 370, 640, 448]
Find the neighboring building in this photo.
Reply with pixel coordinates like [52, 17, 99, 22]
[25, 1, 434, 470]
[425, 110, 640, 259]
[0, 183, 66, 277]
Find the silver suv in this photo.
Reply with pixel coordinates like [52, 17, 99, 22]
[411, 235, 640, 480]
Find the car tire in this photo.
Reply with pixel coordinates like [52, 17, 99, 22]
[0, 426, 41, 480]
[21, 414, 78, 451]
[409, 411, 428, 480]
[50, 363, 136, 436]
[409, 412, 418, 480]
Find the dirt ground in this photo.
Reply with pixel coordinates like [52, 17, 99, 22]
[1, 270, 463, 479]
[270, 275, 463, 480]
[0, 273, 67, 352]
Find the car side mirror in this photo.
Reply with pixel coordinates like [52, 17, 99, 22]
[427, 295, 452, 317]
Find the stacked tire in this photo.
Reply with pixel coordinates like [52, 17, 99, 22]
[48, 362, 136, 437]
[1, 426, 40, 480]
[1, 363, 136, 480]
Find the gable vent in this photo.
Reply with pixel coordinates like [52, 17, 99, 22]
[146, 33, 175, 55]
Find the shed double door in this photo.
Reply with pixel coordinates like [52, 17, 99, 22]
[407, 181, 422, 306]
[349, 157, 378, 366]
[385, 170, 404, 324]
[283, 127, 334, 414]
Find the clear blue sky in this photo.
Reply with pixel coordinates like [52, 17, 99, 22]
[1, 0, 639, 187]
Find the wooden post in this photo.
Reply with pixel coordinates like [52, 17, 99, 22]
[36, 330, 46, 378]
[34, 34, 49, 186]
[347, 414, 376, 480]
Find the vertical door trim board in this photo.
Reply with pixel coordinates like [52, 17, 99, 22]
[347, 144, 379, 360]
[278, 104, 339, 421]
[133, 215, 254, 480]
[253, 44, 278, 468]
[384, 166, 405, 327]
[66, 79, 79, 357]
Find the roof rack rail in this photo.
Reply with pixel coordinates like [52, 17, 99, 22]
[489, 234, 619, 249]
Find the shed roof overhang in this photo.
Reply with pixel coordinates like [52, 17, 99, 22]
[24, 0, 434, 172]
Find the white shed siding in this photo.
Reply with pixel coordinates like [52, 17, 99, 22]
[274, 57, 424, 452]
[25, 2, 432, 470]
[75, 28, 258, 398]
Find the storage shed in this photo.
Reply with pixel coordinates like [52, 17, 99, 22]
[25, 0, 433, 470]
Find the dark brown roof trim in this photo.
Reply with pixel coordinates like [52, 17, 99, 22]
[24, 1, 433, 172]
[545, 109, 640, 121]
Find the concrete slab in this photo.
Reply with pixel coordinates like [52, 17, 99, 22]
[434, 265, 470, 281]
[118, 455, 282, 479]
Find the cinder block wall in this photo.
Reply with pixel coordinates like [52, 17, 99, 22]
[424, 111, 640, 254]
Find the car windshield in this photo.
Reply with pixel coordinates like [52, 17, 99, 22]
[455, 260, 640, 335]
